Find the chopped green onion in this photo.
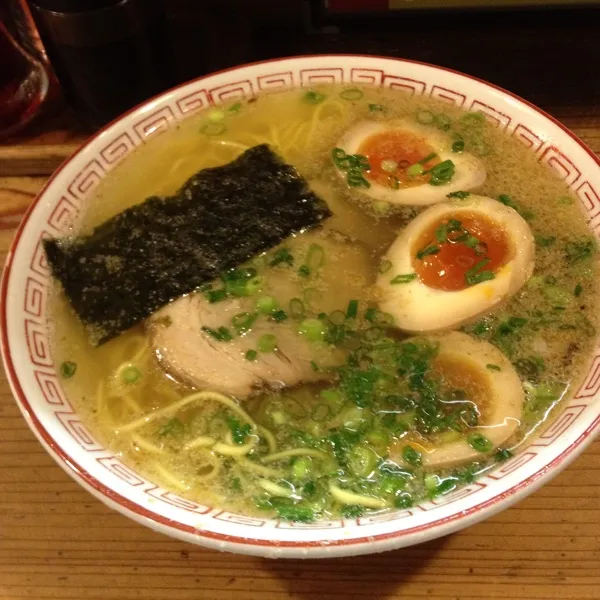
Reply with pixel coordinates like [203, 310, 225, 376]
[303, 90, 326, 104]
[379, 260, 392, 273]
[465, 259, 495, 286]
[200, 122, 226, 136]
[245, 349, 258, 361]
[256, 295, 278, 314]
[464, 234, 480, 249]
[419, 152, 438, 165]
[452, 139, 465, 153]
[394, 494, 413, 509]
[565, 238, 597, 264]
[298, 318, 327, 342]
[346, 299, 359, 319]
[559, 196, 573, 205]
[467, 433, 493, 453]
[416, 245, 440, 260]
[201, 326, 233, 342]
[494, 448, 513, 462]
[232, 312, 256, 331]
[207, 109, 225, 122]
[486, 364, 501, 372]
[292, 456, 313, 479]
[257, 334, 277, 353]
[340, 88, 364, 101]
[349, 446, 378, 478]
[369, 103, 385, 112]
[297, 265, 311, 278]
[434, 114, 451, 131]
[390, 273, 417, 284]
[121, 365, 141, 385]
[270, 248, 294, 267]
[574, 283, 583, 297]
[310, 360, 320, 372]
[416, 110, 435, 124]
[158, 418, 183, 438]
[289, 298, 305, 319]
[306, 244, 325, 270]
[347, 168, 370, 188]
[226, 416, 252, 445]
[407, 163, 424, 177]
[535, 235, 556, 248]
[228, 102, 243, 113]
[60, 361, 77, 379]
[271, 309, 288, 323]
[342, 505, 363, 518]
[206, 288, 227, 303]
[447, 190, 470, 199]
[427, 159, 455, 186]
[402, 445, 422, 466]
[460, 111, 486, 127]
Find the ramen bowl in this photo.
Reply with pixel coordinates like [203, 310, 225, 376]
[2, 55, 600, 558]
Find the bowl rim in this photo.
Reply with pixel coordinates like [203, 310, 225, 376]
[2, 53, 599, 557]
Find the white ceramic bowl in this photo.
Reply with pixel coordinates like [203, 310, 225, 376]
[2, 55, 600, 558]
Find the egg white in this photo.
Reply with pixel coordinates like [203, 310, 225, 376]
[393, 331, 524, 469]
[335, 119, 486, 206]
[377, 195, 535, 332]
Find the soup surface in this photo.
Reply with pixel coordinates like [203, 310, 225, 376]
[50, 85, 599, 521]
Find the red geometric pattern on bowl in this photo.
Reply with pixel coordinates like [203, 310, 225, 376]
[213, 511, 268, 527]
[487, 452, 537, 480]
[357, 509, 414, 526]
[24, 276, 46, 318]
[532, 405, 587, 447]
[430, 84, 466, 107]
[99, 132, 138, 166]
[383, 74, 426, 96]
[469, 99, 511, 130]
[97, 456, 146, 487]
[4, 56, 600, 557]
[176, 89, 211, 116]
[33, 370, 70, 408]
[56, 412, 104, 451]
[24, 318, 51, 367]
[539, 145, 582, 186]
[576, 355, 600, 399]
[209, 80, 255, 105]
[66, 159, 106, 201]
[576, 181, 600, 218]
[47, 196, 80, 233]
[300, 67, 344, 86]
[29, 235, 51, 277]
[350, 68, 385, 86]
[144, 486, 211, 515]
[257, 72, 295, 91]
[512, 123, 545, 153]
[133, 106, 176, 141]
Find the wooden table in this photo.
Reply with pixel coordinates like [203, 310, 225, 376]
[2, 8, 600, 598]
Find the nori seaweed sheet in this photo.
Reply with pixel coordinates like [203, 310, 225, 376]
[44, 145, 331, 345]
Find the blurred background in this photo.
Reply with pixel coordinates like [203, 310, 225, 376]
[0, 0, 599, 133]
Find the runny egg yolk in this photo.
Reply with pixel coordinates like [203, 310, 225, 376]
[412, 212, 511, 291]
[357, 130, 440, 188]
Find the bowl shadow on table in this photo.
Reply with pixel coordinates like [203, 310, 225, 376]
[260, 535, 450, 598]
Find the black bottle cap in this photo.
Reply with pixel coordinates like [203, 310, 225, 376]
[29, 0, 121, 13]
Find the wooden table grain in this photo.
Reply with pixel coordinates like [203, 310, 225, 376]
[2, 52, 600, 600]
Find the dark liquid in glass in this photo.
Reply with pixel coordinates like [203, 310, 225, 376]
[0, 21, 48, 136]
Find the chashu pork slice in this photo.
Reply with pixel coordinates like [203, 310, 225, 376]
[149, 232, 374, 398]
[150, 292, 339, 398]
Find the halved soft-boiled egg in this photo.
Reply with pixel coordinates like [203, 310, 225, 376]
[377, 194, 535, 331]
[392, 331, 524, 468]
[333, 119, 486, 205]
